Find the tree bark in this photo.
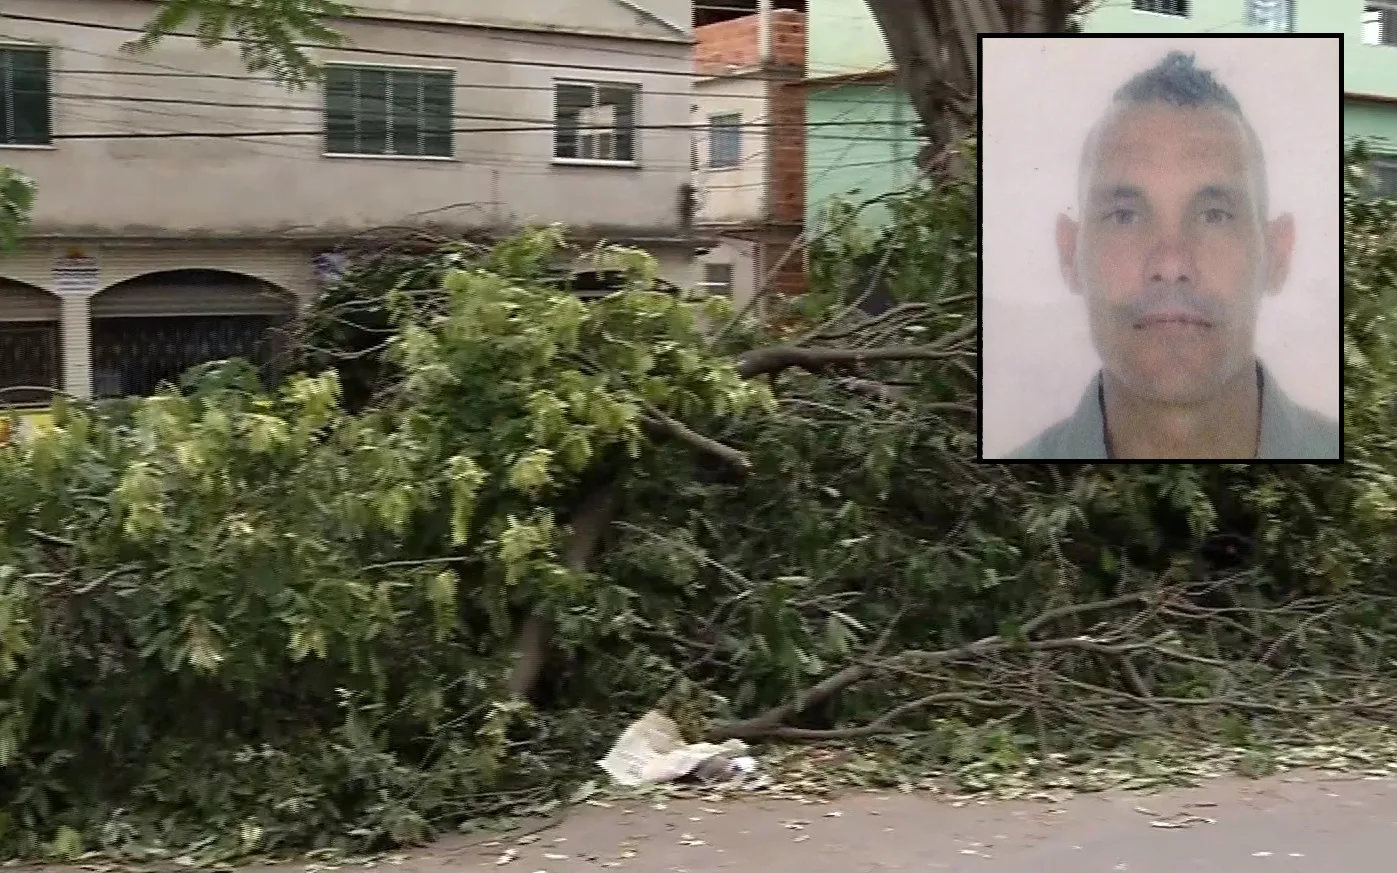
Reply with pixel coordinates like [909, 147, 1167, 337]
[860, 0, 1085, 173]
[505, 479, 622, 698]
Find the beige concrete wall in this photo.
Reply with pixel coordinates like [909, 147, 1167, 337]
[345, 0, 690, 39]
[693, 76, 768, 225]
[698, 238, 759, 310]
[1, 0, 694, 240]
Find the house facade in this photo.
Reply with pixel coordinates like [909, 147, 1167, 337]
[0, 0, 696, 407]
[692, 8, 807, 308]
[802, 0, 918, 233]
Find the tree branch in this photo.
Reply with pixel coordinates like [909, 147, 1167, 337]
[707, 591, 1152, 742]
[735, 335, 972, 380]
[506, 478, 622, 698]
[640, 406, 750, 473]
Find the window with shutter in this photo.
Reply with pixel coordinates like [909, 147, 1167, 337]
[1131, 0, 1189, 16]
[0, 46, 51, 146]
[700, 263, 734, 296]
[1364, 3, 1397, 45]
[708, 113, 742, 169]
[322, 65, 454, 158]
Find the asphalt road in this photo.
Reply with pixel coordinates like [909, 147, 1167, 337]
[417, 769, 1396, 872]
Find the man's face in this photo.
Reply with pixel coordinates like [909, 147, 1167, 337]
[1056, 102, 1294, 405]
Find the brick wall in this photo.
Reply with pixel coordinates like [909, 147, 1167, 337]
[696, 11, 807, 294]
[694, 10, 805, 76]
[763, 241, 806, 296]
[766, 78, 805, 227]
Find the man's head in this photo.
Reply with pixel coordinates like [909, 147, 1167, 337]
[1056, 50, 1294, 406]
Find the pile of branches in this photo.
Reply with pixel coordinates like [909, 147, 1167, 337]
[0, 147, 1392, 863]
[705, 577, 1397, 745]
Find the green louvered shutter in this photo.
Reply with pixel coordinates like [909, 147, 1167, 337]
[3, 48, 50, 146]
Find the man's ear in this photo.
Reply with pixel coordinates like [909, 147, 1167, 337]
[1056, 213, 1081, 295]
[1263, 212, 1295, 295]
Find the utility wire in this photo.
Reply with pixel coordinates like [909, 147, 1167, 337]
[0, 20, 892, 145]
[0, 11, 886, 83]
[44, 101, 916, 180]
[29, 111, 913, 141]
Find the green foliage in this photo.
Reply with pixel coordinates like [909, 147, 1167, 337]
[123, 0, 349, 88]
[0, 227, 770, 860]
[0, 168, 35, 251]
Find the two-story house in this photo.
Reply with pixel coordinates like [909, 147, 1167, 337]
[692, 1, 807, 309]
[0, 0, 695, 407]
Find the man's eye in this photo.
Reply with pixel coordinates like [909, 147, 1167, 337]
[1202, 208, 1234, 224]
[1104, 209, 1139, 226]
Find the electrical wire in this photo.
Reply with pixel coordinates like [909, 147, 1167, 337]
[0, 11, 884, 83]
[42, 86, 917, 182]
[32, 88, 913, 139]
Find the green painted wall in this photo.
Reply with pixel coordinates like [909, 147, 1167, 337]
[804, 0, 918, 229]
[1346, 99, 1397, 155]
[1086, 0, 1397, 100]
[1084, 0, 1397, 156]
[1086, 0, 1296, 35]
[806, 0, 892, 77]
[805, 0, 1397, 228]
[805, 82, 918, 229]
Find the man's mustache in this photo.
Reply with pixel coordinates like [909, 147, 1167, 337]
[1114, 286, 1223, 325]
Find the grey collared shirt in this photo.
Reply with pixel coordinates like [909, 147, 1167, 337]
[1006, 363, 1340, 460]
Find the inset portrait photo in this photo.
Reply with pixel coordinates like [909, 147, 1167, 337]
[979, 35, 1341, 462]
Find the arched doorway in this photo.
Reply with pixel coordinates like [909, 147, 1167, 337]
[0, 278, 62, 408]
[91, 269, 296, 399]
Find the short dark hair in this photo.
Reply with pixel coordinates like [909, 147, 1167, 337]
[1081, 51, 1268, 219]
[1113, 50, 1243, 113]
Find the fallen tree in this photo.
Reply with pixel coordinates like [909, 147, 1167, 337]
[0, 150, 1392, 863]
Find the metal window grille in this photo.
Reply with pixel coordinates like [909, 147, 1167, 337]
[0, 321, 59, 407]
[90, 315, 288, 399]
[1132, 0, 1190, 16]
[324, 66, 454, 157]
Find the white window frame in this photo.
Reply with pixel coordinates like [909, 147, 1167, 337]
[320, 60, 456, 161]
[1131, 0, 1190, 16]
[0, 40, 55, 150]
[1363, 1, 1397, 46]
[552, 79, 641, 167]
[1246, 0, 1294, 31]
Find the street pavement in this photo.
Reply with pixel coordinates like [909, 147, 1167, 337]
[410, 769, 1396, 872]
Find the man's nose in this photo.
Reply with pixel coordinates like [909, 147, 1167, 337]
[1145, 232, 1196, 285]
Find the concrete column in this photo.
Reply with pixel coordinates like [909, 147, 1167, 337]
[757, 0, 772, 64]
[51, 252, 101, 400]
[59, 295, 92, 399]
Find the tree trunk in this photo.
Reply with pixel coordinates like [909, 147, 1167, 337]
[861, 0, 1086, 175]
